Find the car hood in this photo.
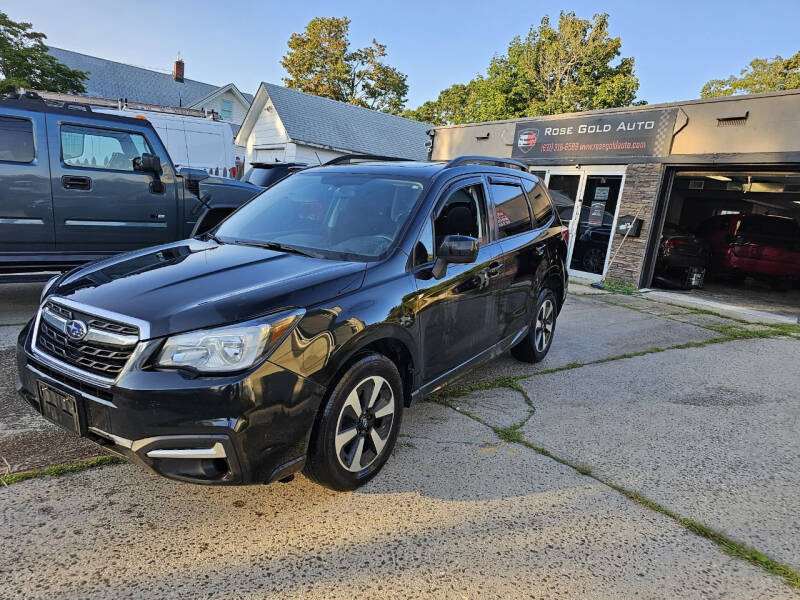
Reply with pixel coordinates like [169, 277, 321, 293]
[50, 240, 367, 339]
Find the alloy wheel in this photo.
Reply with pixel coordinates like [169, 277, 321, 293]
[334, 375, 395, 473]
[534, 299, 555, 352]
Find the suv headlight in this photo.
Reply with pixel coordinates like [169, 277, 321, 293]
[155, 309, 304, 373]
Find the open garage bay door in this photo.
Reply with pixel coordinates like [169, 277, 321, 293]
[649, 169, 800, 320]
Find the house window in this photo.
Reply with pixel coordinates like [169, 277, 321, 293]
[220, 100, 233, 120]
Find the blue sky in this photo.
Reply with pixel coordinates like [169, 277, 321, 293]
[7, 1, 799, 109]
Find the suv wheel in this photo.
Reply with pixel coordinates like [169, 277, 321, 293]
[304, 353, 403, 491]
[511, 287, 557, 363]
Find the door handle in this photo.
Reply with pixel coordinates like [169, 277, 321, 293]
[61, 175, 91, 190]
[535, 243, 547, 256]
[487, 261, 504, 277]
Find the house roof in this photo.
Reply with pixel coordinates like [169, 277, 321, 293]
[239, 82, 430, 160]
[47, 47, 253, 108]
[188, 83, 252, 111]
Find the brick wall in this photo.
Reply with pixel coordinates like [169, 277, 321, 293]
[606, 163, 665, 285]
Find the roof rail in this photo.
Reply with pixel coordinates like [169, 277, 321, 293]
[323, 154, 412, 166]
[444, 155, 527, 172]
[2, 90, 45, 103]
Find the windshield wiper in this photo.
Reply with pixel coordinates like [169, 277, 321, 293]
[232, 239, 318, 258]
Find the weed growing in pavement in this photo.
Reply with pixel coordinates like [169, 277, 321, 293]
[0, 456, 123, 486]
[761, 322, 800, 336]
[599, 278, 639, 295]
[609, 485, 800, 589]
[707, 325, 776, 339]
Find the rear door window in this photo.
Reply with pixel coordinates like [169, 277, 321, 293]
[0, 116, 34, 163]
[523, 179, 554, 228]
[489, 181, 532, 238]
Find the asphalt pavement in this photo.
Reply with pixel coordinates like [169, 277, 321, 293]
[2, 283, 799, 598]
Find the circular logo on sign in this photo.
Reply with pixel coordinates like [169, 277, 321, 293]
[65, 319, 88, 341]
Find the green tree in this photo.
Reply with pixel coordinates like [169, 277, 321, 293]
[281, 16, 409, 114]
[403, 12, 640, 125]
[0, 11, 87, 94]
[701, 52, 800, 98]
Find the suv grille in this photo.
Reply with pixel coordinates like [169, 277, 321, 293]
[35, 301, 139, 378]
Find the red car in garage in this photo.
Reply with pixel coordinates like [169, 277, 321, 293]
[696, 214, 800, 287]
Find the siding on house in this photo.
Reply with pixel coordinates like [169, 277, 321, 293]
[192, 89, 251, 126]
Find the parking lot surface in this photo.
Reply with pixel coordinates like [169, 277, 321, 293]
[2, 284, 799, 598]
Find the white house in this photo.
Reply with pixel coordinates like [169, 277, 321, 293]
[235, 82, 430, 168]
[188, 83, 252, 137]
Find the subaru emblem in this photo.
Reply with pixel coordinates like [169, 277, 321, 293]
[65, 319, 88, 341]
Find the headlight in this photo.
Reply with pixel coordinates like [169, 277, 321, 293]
[40, 275, 60, 303]
[155, 309, 304, 373]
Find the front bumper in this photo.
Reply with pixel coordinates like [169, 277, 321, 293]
[16, 322, 327, 485]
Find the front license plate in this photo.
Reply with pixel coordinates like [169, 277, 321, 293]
[38, 381, 84, 435]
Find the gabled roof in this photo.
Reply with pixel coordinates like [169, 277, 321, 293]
[238, 82, 430, 160]
[188, 83, 252, 110]
[47, 47, 253, 108]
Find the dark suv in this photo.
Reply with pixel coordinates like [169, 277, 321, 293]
[16, 155, 568, 490]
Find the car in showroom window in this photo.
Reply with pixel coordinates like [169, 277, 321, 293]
[18, 156, 568, 491]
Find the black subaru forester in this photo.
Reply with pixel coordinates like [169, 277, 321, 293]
[16, 155, 568, 491]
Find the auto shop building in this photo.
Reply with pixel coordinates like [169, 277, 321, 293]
[428, 90, 800, 317]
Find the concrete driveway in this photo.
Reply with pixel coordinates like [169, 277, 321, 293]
[2, 284, 799, 598]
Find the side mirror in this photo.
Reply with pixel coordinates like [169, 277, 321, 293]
[136, 153, 164, 193]
[432, 235, 479, 279]
[138, 152, 163, 176]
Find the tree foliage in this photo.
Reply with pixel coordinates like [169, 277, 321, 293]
[403, 12, 640, 125]
[0, 11, 87, 94]
[281, 16, 409, 114]
[701, 52, 800, 98]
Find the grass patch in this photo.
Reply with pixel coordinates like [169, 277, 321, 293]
[535, 361, 584, 375]
[707, 324, 775, 340]
[430, 375, 527, 402]
[1, 455, 123, 486]
[762, 322, 800, 336]
[493, 425, 524, 444]
[599, 278, 639, 295]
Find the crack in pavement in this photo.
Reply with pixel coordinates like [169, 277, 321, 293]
[430, 361, 800, 591]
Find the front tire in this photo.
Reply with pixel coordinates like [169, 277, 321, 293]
[304, 353, 403, 491]
[511, 287, 558, 363]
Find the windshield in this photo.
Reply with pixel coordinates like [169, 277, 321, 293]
[215, 172, 426, 260]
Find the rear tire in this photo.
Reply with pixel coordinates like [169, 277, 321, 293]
[304, 353, 403, 491]
[511, 287, 557, 364]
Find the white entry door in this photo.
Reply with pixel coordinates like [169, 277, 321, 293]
[541, 166, 626, 280]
